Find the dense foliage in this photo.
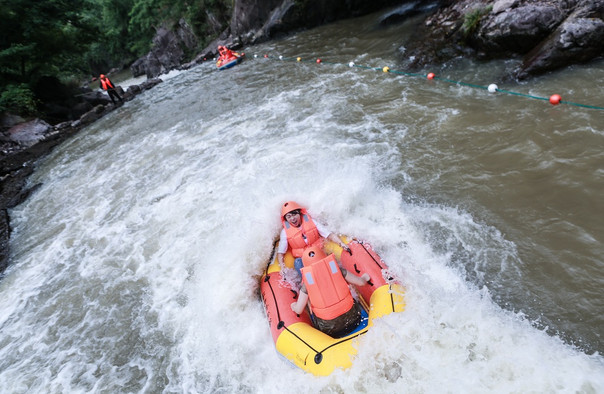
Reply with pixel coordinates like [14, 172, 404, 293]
[0, 0, 231, 116]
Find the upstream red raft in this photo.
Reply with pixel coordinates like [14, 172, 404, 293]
[260, 239, 405, 375]
[216, 52, 244, 70]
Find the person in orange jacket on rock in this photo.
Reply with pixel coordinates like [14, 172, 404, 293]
[99, 74, 123, 105]
[290, 246, 371, 337]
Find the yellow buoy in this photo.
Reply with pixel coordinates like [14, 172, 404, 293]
[297, 57, 301, 62]
[383, 66, 390, 73]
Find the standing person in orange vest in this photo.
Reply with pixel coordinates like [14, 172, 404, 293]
[290, 246, 371, 337]
[99, 74, 123, 105]
[277, 201, 350, 278]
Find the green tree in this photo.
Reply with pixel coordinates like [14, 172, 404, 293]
[127, 0, 197, 55]
[0, 83, 38, 115]
[0, 0, 233, 118]
[0, 0, 98, 85]
[84, 0, 136, 71]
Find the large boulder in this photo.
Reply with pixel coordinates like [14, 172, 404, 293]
[0, 113, 25, 128]
[4, 119, 52, 148]
[403, 0, 604, 78]
[80, 90, 112, 107]
[130, 19, 199, 78]
[474, 1, 571, 54]
[514, 0, 604, 79]
[130, 57, 147, 78]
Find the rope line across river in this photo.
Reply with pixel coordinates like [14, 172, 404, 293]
[253, 54, 604, 111]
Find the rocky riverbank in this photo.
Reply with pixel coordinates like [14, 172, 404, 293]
[0, 78, 162, 273]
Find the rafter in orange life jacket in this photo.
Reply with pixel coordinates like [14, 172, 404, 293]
[301, 253, 355, 320]
[282, 212, 321, 258]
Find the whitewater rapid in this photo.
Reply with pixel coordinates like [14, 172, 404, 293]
[2, 12, 604, 393]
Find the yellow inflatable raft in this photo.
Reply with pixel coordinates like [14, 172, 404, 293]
[260, 239, 405, 375]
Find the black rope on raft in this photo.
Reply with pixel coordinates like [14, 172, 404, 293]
[315, 330, 368, 360]
[357, 242, 399, 312]
[262, 238, 284, 325]
[261, 237, 373, 365]
[263, 238, 279, 276]
[263, 274, 283, 326]
[261, 239, 323, 357]
[263, 273, 370, 365]
[358, 241, 385, 270]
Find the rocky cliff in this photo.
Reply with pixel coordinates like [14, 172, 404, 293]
[403, 0, 604, 79]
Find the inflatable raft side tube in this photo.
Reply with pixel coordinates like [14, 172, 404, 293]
[277, 283, 404, 376]
[276, 321, 368, 376]
[341, 241, 390, 303]
[368, 283, 405, 322]
[261, 271, 312, 343]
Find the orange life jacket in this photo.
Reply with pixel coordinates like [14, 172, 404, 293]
[282, 210, 321, 257]
[100, 77, 114, 90]
[301, 254, 354, 320]
[217, 51, 239, 66]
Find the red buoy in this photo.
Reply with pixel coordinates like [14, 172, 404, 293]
[549, 94, 562, 105]
[427, 72, 435, 80]
[316, 58, 322, 64]
[264, 54, 268, 58]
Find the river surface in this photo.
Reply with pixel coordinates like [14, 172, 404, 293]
[1, 9, 603, 393]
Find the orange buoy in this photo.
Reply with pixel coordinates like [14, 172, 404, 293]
[549, 94, 562, 105]
[427, 72, 435, 80]
[316, 58, 322, 64]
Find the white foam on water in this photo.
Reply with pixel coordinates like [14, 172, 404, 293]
[1, 46, 603, 393]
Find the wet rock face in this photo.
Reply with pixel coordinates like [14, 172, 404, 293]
[229, 0, 404, 42]
[131, 19, 199, 78]
[230, 0, 284, 37]
[475, 2, 567, 53]
[515, 1, 604, 79]
[403, 0, 604, 79]
[4, 119, 52, 148]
